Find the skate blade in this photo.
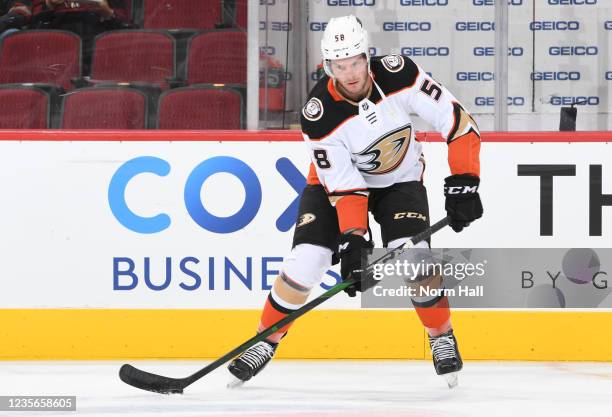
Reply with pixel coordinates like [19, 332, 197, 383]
[443, 371, 459, 389]
[226, 375, 246, 389]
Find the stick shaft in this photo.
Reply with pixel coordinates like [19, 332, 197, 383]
[182, 216, 450, 386]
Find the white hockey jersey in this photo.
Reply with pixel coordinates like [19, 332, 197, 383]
[300, 55, 481, 233]
[301, 54, 480, 189]
[301, 55, 480, 232]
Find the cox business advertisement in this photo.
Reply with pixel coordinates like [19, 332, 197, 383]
[0, 138, 611, 310]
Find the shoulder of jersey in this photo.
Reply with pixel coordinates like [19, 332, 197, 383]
[370, 55, 420, 94]
[300, 76, 354, 141]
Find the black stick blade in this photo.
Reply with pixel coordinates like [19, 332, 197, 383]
[119, 364, 185, 394]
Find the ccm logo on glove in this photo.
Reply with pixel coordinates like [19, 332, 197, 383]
[444, 185, 479, 194]
[444, 174, 483, 233]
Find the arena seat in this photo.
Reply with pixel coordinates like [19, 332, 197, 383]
[157, 85, 243, 129]
[60, 87, 148, 129]
[90, 30, 176, 89]
[185, 30, 246, 85]
[235, 0, 247, 29]
[0, 30, 81, 91]
[0, 84, 52, 128]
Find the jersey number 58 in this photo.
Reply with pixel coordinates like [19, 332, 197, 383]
[314, 149, 331, 169]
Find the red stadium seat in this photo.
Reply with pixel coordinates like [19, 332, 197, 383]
[235, 0, 247, 29]
[142, 0, 221, 30]
[61, 87, 148, 129]
[0, 31, 81, 91]
[0, 85, 50, 128]
[90, 30, 175, 88]
[186, 30, 246, 85]
[157, 86, 243, 129]
[125, 0, 133, 21]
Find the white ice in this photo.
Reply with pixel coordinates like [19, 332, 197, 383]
[1, 360, 611, 417]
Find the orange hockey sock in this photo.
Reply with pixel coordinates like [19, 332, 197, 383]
[257, 291, 300, 344]
[413, 296, 452, 337]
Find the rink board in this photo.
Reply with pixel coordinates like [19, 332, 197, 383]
[1, 309, 612, 361]
[0, 130, 611, 360]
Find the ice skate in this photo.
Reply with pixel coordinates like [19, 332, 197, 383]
[227, 340, 277, 388]
[428, 330, 463, 388]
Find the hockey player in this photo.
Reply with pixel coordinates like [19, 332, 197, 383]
[228, 15, 482, 388]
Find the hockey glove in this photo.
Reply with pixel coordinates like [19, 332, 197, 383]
[444, 174, 483, 233]
[339, 233, 373, 297]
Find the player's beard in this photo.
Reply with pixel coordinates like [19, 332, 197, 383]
[337, 73, 372, 102]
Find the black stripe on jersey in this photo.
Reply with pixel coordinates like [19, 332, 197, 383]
[327, 189, 369, 197]
[370, 55, 420, 96]
[300, 76, 359, 141]
[411, 293, 445, 308]
[300, 55, 419, 141]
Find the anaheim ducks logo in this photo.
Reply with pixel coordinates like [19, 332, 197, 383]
[302, 98, 324, 122]
[297, 213, 316, 227]
[381, 55, 405, 73]
[355, 125, 412, 175]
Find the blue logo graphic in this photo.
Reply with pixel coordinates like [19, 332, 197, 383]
[531, 71, 580, 81]
[549, 46, 598, 56]
[400, 0, 448, 5]
[473, 46, 523, 56]
[383, 21, 432, 31]
[184, 157, 262, 234]
[275, 158, 306, 231]
[473, 0, 522, 5]
[401, 46, 449, 56]
[456, 21, 494, 31]
[310, 22, 327, 31]
[475, 97, 525, 106]
[530, 21, 579, 31]
[550, 96, 599, 106]
[108, 156, 171, 234]
[113, 255, 341, 292]
[259, 21, 292, 31]
[457, 72, 494, 81]
[109, 156, 306, 234]
[327, 0, 375, 5]
[548, 0, 596, 4]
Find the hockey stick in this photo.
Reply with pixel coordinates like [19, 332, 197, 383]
[119, 216, 451, 394]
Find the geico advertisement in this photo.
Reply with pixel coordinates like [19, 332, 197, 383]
[306, 0, 610, 114]
[0, 140, 610, 308]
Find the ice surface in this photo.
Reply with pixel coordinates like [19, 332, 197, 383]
[0, 360, 611, 417]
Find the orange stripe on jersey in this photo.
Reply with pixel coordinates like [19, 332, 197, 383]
[307, 163, 321, 185]
[335, 194, 368, 234]
[448, 131, 480, 177]
[327, 78, 344, 102]
[328, 76, 376, 103]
